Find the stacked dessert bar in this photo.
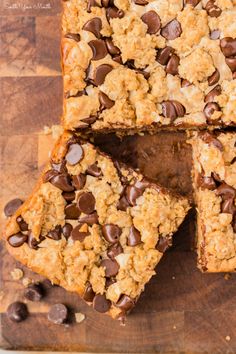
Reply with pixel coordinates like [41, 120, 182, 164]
[3, 0, 236, 319]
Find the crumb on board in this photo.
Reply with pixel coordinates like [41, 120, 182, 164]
[75, 313, 85, 324]
[224, 273, 231, 280]
[226, 336, 231, 342]
[22, 277, 33, 287]
[43, 125, 63, 139]
[11, 268, 24, 280]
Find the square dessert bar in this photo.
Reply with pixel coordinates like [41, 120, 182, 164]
[62, 0, 236, 132]
[4, 132, 189, 319]
[190, 131, 236, 272]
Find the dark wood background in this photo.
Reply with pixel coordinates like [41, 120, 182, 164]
[1, 1, 236, 352]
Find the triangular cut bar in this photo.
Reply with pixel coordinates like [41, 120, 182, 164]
[4, 132, 189, 319]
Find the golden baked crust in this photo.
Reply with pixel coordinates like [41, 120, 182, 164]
[4, 132, 190, 319]
[189, 131, 236, 272]
[61, 0, 236, 132]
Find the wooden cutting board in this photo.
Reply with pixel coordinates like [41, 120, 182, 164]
[1, 1, 236, 352]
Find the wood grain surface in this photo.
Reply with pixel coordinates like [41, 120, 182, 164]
[1, 1, 236, 353]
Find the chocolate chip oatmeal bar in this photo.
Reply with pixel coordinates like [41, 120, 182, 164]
[62, 0, 236, 132]
[4, 132, 189, 319]
[189, 131, 236, 272]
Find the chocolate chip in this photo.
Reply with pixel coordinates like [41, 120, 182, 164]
[77, 192, 96, 214]
[107, 242, 123, 259]
[81, 116, 97, 126]
[93, 64, 113, 86]
[71, 224, 90, 242]
[181, 79, 191, 87]
[47, 225, 62, 241]
[156, 235, 172, 252]
[16, 216, 28, 232]
[102, 224, 122, 243]
[65, 33, 80, 41]
[204, 85, 221, 103]
[48, 304, 68, 325]
[203, 102, 221, 120]
[125, 185, 143, 206]
[197, 174, 217, 190]
[7, 302, 28, 323]
[162, 100, 186, 120]
[172, 100, 186, 117]
[51, 160, 67, 174]
[161, 19, 182, 40]
[212, 172, 223, 183]
[105, 38, 120, 56]
[89, 39, 108, 60]
[62, 223, 73, 238]
[165, 54, 179, 75]
[200, 132, 223, 151]
[156, 46, 174, 65]
[210, 30, 220, 40]
[82, 18, 102, 38]
[78, 212, 99, 225]
[66, 144, 84, 166]
[86, 163, 102, 177]
[127, 226, 142, 246]
[72, 173, 86, 190]
[225, 57, 236, 72]
[220, 37, 236, 57]
[133, 178, 150, 191]
[205, 0, 222, 17]
[208, 69, 220, 86]
[62, 191, 76, 202]
[113, 55, 123, 64]
[99, 91, 115, 109]
[185, 0, 200, 6]
[4, 198, 23, 217]
[101, 0, 111, 7]
[216, 183, 236, 200]
[83, 282, 95, 302]
[141, 11, 161, 34]
[115, 295, 135, 312]
[134, 0, 148, 4]
[24, 283, 44, 302]
[101, 259, 120, 277]
[117, 195, 130, 211]
[221, 198, 236, 215]
[50, 174, 74, 192]
[28, 232, 42, 250]
[65, 203, 81, 219]
[43, 169, 59, 183]
[93, 294, 111, 313]
[8, 233, 28, 247]
[105, 278, 117, 288]
[106, 7, 124, 20]
[87, 0, 100, 12]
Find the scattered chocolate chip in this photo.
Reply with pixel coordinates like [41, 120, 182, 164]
[161, 19, 182, 40]
[106, 7, 124, 20]
[141, 11, 161, 34]
[208, 69, 220, 86]
[24, 283, 44, 302]
[4, 198, 23, 217]
[113, 55, 123, 64]
[82, 17, 102, 38]
[200, 132, 223, 151]
[117, 195, 130, 211]
[83, 282, 95, 302]
[125, 185, 143, 206]
[107, 242, 123, 259]
[220, 37, 236, 57]
[172, 100, 186, 117]
[72, 174, 86, 190]
[93, 294, 111, 313]
[127, 226, 142, 246]
[197, 174, 217, 190]
[48, 304, 68, 325]
[7, 302, 28, 323]
[204, 85, 221, 103]
[116, 294, 135, 312]
[65, 144, 84, 166]
[203, 102, 221, 120]
[221, 198, 236, 215]
[185, 0, 200, 6]
[43, 169, 59, 183]
[101, 259, 120, 277]
[225, 57, 236, 72]
[105, 38, 120, 56]
[77, 192, 96, 214]
[86, 163, 102, 177]
[165, 54, 179, 75]
[216, 183, 236, 200]
[47, 225, 62, 241]
[102, 224, 122, 243]
[71, 224, 90, 242]
[99, 91, 115, 109]
[205, 0, 222, 17]
[93, 64, 113, 86]
[62, 191, 76, 202]
[65, 33, 80, 41]
[181, 79, 192, 87]
[210, 30, 220, 40]
[156, 235, 172, 252]
[65, 203, 81, 219]
[8, 233, 28, 247]
[162, 100, 185, 120]
[89, 39, 108, 60]
[78, 212, 99, 225]
[62, 223, 73, 238]
[50, 174, 74, 192]
[156, 46, 174, 65]
[16, 216, 28, 232]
